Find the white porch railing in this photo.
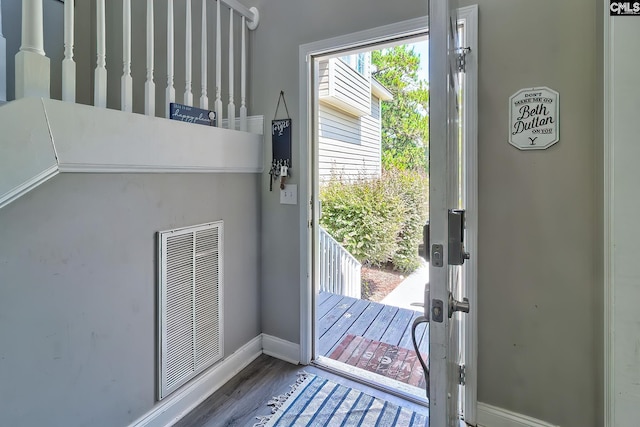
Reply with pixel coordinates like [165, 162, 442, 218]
[1, 0, 259, 130]
[319, 226, 362, 299]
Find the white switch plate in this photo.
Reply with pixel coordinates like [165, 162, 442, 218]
[280, 184, 297, 205]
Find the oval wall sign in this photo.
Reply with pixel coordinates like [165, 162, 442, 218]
[509, 87, 559, 150]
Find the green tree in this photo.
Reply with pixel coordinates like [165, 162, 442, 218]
[372, 45, 429, 173]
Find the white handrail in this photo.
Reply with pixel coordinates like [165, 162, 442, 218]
[319, 227, 361, 299]
[6, 0, 259, 127]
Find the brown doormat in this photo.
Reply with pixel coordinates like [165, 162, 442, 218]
[329, 334, 427, 389]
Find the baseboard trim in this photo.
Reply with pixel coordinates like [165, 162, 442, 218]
[127, 335, 262, 427]
[477, 402, 559, 427]
[262, 334, 301, 364]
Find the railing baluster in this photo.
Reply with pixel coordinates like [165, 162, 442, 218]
[227, 9, 235, 129]
[94, 0, 107, 107]
[144, 0, 155, 116]
[184, 0, 193, 106]
[121, 0, 132, 112]
[0, 0, 6, 102]
[239, 16, 247, 131]
[15, 0, 49, 99]
[166, 0, 175, 118]
[199, 0, 208, 109]
[62, 0, 75, 102]
[215, 0, 222, 126]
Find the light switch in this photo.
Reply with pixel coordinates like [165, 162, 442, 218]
[280, 184, 297, 205]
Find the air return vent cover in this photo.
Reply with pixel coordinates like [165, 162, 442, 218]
[158, 221, 223, 399]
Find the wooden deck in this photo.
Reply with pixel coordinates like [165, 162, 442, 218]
[317, 291, 429, 359]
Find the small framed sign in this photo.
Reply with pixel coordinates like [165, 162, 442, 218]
[272, 118, 292, 164]
[509, 87, 559, 150]
[169, 103, 216, 127]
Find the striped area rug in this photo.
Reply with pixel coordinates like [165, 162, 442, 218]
[254, 373, 428, 427]
[329, 334, 427, 389]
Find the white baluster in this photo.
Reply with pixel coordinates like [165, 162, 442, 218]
[15, 0, 50, 99]
[94, 0, 107, 108]
[62, 0, 75, 102]
[121, 0, 132, 112]
[214, 0, 222, 125]
[227, 9, 235, 130]
[0, 0, 6, 102]
[166, 0, 175, 118]
[239, 16, 247, 131]
[199, 0, 208, 110]
[144, 0, 155, 116]
[184, 0, 192, 106]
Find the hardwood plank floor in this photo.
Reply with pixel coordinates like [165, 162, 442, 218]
[173, 354, 428, 427]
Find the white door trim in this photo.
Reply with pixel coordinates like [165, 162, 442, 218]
[298, 10, 478, 421]
[298, 15, 431, 367]
[603, 3, 613, 426]
[458, 5, 478, 425]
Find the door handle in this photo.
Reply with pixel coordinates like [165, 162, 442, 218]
[449, 293, 470, 318]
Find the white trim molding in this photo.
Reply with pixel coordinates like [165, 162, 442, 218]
[127, 335, 262, 427]
[477, 403, 559, 427]
[0, 98, 265, 211]
[457, 5, 479, 425]
[603, 3, 613, 427]
[262, 334, 301, 365]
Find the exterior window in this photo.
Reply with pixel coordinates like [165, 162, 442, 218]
[340, 53, 367, 77]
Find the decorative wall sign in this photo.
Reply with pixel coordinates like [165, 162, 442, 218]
[509, 87, 559, 150]
[169, 103, 216, 127]
[270, 91, 292, 191]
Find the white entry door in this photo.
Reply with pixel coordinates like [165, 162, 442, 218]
[428, 0, 471, 426]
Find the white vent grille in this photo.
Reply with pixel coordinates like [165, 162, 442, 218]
[158, 221, 224, 400]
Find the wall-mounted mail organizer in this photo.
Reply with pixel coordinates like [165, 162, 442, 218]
[269, 91, 292, 191]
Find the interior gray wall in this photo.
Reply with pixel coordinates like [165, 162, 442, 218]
[248, 0, 603, 426]
[0, 173, 261, 426]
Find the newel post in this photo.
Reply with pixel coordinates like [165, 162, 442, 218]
[15, 0, 50, 99]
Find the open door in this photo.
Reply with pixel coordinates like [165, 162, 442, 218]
[428, 0, 471, 426]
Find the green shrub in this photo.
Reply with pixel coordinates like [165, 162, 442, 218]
[320, 170, 429, 273]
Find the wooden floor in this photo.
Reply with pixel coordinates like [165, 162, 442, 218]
[173, 354, 428, 427]
[317, 291, 429, 359]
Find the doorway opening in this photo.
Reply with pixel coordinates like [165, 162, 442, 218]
[312, 36, 431, 402]
[299, 8, 477, 423]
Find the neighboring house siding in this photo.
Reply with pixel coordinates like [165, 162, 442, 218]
[318, 95, 382, 182]
[318, 61, 330, 98]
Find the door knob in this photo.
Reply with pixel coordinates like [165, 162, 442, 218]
[449, 293, 470, 317]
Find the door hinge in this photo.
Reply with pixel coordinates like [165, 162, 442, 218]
[456, 47, 471, 73]
[458, 364, 466, 385]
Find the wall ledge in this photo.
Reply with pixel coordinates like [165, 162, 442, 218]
[0, 98, 264, 210]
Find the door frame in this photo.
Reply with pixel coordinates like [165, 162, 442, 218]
[298, 7, 478, 423]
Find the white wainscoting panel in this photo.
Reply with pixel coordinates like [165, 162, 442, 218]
[477, 402, 560, 427]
